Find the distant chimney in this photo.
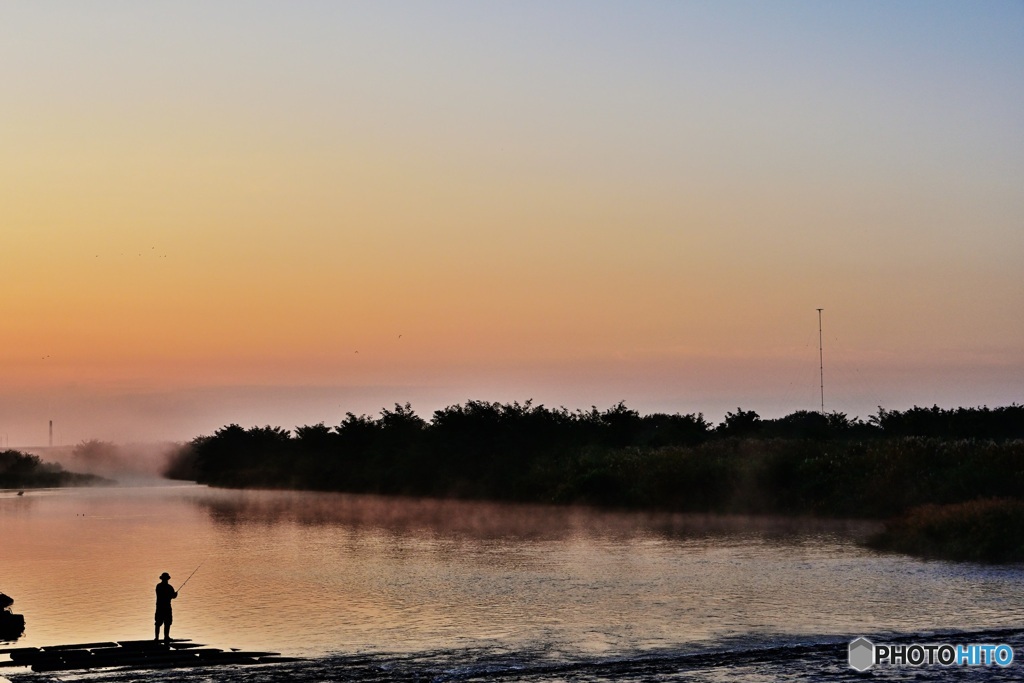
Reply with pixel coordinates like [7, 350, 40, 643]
[49, 420, 53, 447]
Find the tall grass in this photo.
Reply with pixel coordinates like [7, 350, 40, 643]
[867, 499, 1024, 563]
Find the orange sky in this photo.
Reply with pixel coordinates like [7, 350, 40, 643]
[1, 3, 1021, 446]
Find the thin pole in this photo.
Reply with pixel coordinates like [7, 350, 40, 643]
[817, 308, 824, 414]
[177, 561, 204, 593]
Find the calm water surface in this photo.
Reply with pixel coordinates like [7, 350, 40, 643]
[2, 485, 1022, 680]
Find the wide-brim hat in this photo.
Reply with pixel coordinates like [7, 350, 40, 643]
[160, 572, 171, 580]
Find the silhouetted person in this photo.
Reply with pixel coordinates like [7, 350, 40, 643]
[154, 572, 177, 643]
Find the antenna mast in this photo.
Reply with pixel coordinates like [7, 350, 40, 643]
[817, 308, 824, 414]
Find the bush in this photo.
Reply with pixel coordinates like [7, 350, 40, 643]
[867, 498, 1024, 563]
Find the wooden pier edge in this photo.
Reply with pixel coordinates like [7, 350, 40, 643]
[0, 638, 304, 673]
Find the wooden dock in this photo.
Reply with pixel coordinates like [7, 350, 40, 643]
[0, 639, 302, 673]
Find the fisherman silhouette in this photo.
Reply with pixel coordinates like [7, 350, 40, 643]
[154, 572, 177, 643]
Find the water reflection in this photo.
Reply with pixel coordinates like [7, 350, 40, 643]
[188, 488, 878, 543]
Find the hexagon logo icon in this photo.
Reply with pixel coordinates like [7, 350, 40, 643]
[849, 637, 875, 671]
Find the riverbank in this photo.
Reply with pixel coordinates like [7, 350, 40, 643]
[0, 450, 111, 489]
[167, 432, 1024, 519]
[867, 498, 1024, 563]
[5, 627, 1024, 682]
[157, 402, 1024, 562]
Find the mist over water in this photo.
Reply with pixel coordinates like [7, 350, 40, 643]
[21, 441, 185, 484]
[191, 488, 876, 541]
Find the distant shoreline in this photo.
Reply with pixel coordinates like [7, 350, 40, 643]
[164, 402, 1022, 512]
[867, 498, 1024, 563]
[0, 449, 112, 489]
[153, 401, 1024, 563]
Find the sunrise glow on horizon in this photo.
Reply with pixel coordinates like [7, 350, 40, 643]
[1, 1, 1021, 446]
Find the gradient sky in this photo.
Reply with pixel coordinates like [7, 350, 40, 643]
[2, 1, 1022, 446]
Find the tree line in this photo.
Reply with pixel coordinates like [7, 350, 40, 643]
[163, 401, 1024, 517]
[0, 450, 109, 489]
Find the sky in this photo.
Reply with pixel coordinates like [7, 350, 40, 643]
[1, 1, 1022, 446]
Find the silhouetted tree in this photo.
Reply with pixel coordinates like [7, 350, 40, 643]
[717, 408, 761, 437]
[72, 440, 124, 471]
[0, 449, 107, 488]
[870, 404, 1024, 439]
[763, 411, 830, 439]
[600, 401, 642, 447]
[636, 412, 711, 447]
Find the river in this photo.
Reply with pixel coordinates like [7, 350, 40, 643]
[2, 485, 1022, 681]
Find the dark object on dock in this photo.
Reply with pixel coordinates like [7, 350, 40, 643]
[0, 639, 302, 673]
[0, 594, 25, 642]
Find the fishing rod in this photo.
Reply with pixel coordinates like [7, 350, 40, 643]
[176, 561, 204, 594]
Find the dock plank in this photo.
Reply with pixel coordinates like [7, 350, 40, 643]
[2, 638, 295, 673]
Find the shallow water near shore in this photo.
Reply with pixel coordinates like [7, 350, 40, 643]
[2, 485, 1023, 680]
